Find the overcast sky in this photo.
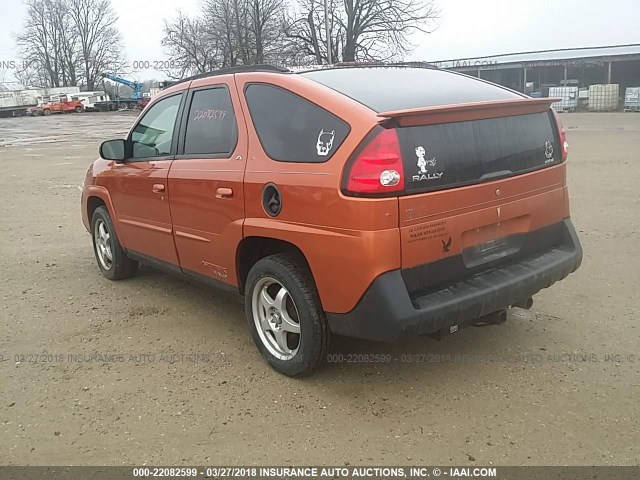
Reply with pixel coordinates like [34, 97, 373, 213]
[0, 0, 638, 83]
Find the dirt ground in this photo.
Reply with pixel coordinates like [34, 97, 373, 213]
[0, 111, 638, 466]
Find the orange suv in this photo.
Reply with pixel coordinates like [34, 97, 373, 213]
[81, 65, 582, 376]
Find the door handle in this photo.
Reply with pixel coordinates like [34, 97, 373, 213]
[152, 183, 165, 193]
[215, 187, 233, 199]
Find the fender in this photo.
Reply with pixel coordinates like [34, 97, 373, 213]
[82, 185, 124, 241]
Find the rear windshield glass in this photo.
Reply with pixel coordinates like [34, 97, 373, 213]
[301, 67, 521, 112]
[398, 111, 559, 194]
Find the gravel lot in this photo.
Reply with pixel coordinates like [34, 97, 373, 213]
[0, 111, 639, 466]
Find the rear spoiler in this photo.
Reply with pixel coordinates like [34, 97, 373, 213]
[377, 97, 560, 127]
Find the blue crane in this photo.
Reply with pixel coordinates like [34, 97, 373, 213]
[101, 73, 144, 100]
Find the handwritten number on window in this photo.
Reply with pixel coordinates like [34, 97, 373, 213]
[193, 109, 227, 122]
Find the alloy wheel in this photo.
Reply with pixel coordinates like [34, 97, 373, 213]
[94, 218, 113, 270]
[252, 277, 301, 360]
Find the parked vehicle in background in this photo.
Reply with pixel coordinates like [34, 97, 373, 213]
[75, 91, 110, 112]
[26, 105, 43, 116]
[96, 73, 147, 111]
[41, 95, 85, 115]
[81, 64, 583, 377]
[0, 84, 82, 117]
[0, 89, 36, 117]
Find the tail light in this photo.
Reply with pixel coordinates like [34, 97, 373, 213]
[343, 128, 405, 195]
[552, 109, 569, 161]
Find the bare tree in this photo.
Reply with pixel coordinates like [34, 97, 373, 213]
[16, 0, 125, 89]
[16, 0, 62, 87]
[287, 0, 439, 63]
[285, 0, 341, 65]
[203, 0, 252, 66]
[246, 0, 289, 64]
[14, 62, 48, 88]
[49, 0, 81, 86]
[162, 0, 293, 79]
[162, 12, 223, 79]
[66, 0, 126, 89]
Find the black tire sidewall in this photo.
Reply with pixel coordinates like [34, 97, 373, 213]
[245, 255, 327, 377]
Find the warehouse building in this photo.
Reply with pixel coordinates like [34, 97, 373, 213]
[432, 43, 640, 99]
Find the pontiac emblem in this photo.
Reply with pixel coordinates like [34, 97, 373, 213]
[496, 206, 501, 220]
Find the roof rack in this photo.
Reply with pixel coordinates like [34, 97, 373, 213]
[166, 64, 290, 88]
[298, 61, 440, 74]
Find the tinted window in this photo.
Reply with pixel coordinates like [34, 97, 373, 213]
[245, 84, 350, 163]
[131, 94, 182, 158]
[398, 112, 559, 193]
[301, 67, 521, 112]
[183, 87, 238, 155]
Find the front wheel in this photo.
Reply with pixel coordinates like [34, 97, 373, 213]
[91, 206, 138, 280]
[245, 254, 332, 377]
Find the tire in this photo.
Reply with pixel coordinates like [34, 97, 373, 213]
[245, 253, 332, 377]
[43, 109, 51, 116]
[75, 106, 83, 113]
[91, 206, 138, 280]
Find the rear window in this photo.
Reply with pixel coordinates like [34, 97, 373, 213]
[398, 111, 560, 194]
[183, 87, 237, 156]
[244, 83, 350, 163]
[301, 67, 521, 112]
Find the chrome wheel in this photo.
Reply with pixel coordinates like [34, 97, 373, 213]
[252, 277, 301, 360]
[94, 218, 113, 270]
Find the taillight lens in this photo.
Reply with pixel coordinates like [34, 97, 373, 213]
[344, 128, 405, 195]
[552, 109, 569, 161]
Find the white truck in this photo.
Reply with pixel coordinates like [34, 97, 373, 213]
[0, 90, 37, 117]
[75, 91, 111, 111]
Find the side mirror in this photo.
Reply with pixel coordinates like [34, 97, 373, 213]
[99, 139, 126, 162]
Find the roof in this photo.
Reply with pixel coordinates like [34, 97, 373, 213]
[301, 66, 521, 112]
[0, 82, 25, 92]
[432, 44, 640, 69]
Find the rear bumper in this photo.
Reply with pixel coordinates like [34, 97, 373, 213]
[327, 219, 582, 341]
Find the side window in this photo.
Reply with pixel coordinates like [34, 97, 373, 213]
[131, 94, 182, 159]
[244, 84, 350, 163]
[183, 87, 238, 156]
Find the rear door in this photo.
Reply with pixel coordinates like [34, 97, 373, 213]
[168, 76, 247, 287]
[388, 102, 569, 291]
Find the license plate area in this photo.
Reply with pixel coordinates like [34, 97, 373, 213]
[462, 235, 523, 268]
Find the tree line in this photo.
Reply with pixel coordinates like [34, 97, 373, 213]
[163, 0, 439, 78]
[15, 0, 125, 89]
[14, 0, 438, 88]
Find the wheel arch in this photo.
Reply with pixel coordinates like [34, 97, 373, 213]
[87, 195, 106, 222]
[83, 186, 123, 241]
[236, 236, 312, 296]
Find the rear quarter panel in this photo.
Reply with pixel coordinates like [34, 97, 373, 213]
[234, 72, 401, 313]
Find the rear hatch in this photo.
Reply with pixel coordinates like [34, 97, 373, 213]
[380, 99, 569, 296]
[303, 67, 570, 298]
